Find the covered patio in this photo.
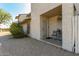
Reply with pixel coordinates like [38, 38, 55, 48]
[40, 5, 62, 46]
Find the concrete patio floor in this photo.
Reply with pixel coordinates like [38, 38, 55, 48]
[0, 32, 78, 56]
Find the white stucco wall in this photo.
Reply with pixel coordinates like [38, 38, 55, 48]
[31, 3, 61, 40]
[40, 16, 48, 39]
[62, 4, 74, 52]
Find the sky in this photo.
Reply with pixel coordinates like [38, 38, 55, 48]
[0, 3, 31, 28]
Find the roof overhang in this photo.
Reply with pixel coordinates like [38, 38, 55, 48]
[41, 5, 62, 18]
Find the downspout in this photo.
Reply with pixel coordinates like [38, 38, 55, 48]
[72, 4, 77, 53]
[72, 15, 75, 53]
[47, 17, 49, 37]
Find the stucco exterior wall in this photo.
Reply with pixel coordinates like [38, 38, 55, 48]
[18, 14, 27, 22]
[31, 3, 75, 52]
[31, 3, 61, 40]
[62, 4, 74, 52]
[21, 23, 27, 35]
[18, 14, 30, 35]
[40, 16, 48, 39]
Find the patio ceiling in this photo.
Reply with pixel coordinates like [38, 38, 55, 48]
[41, 5, 62, 18]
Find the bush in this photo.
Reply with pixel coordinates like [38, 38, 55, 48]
[10, 23, 25, 38]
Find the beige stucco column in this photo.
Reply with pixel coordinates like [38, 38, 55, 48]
[62, 4, 74, 52]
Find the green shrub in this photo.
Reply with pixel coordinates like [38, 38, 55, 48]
[10, 23, 25, 38]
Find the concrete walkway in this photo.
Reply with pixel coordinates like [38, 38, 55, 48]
[0, 32, 78, 56]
